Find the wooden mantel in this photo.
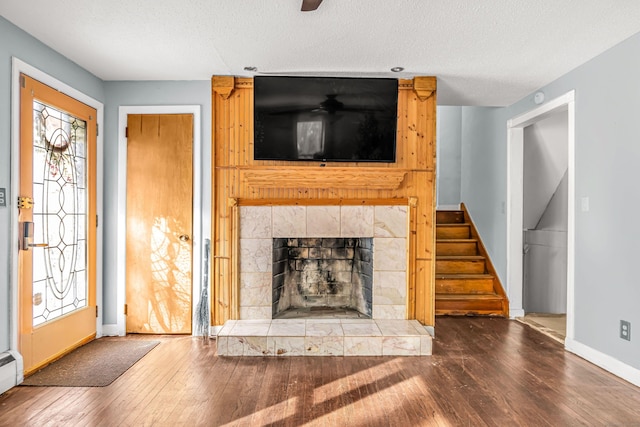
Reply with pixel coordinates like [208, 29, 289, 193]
[211, 76, 437, 327]
[240, 167, 408, 191]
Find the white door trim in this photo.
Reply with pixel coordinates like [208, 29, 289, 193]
[9, 58, 105, 381]
[115, 106, 202, 336]
[506, 90, 576, 342]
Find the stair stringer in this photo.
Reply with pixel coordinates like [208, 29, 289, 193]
[460, 203, 509, 317]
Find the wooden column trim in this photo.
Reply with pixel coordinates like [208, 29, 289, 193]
[212, 76, 235, 100]
[408, 197, 418, 319]
[413, 76, 437, 101]
[229, 198, 239, 319]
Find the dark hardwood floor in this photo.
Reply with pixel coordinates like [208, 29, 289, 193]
[1, 317, 640, 426]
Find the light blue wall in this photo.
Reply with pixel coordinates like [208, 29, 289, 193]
[461, 31, 640, 369]
[436, 106, 462, 207]
[101, 81, 211, 324]
[460, 106, 507, 278]
[0, 17, 105, 352]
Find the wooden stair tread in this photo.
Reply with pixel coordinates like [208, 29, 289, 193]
[436, 210, 465, 224]
[436, 239, 479, 256]
[436, 294, 503, 300]
[436, 273, 495, 294]
[436, 224, 471, 239]
[435, 293, 507, 316]
[436, 255, 484, 260]
[436, 274, 494, 280]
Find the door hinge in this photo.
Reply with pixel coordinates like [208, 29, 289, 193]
[96, 123, 99, 137]
[125, 127, 128, 138]
[96, 215, 99, 227]
[17, 196, 34, 209]
[20, 75, 26, 88]
[124, 304, 128, 315]
[96, 306, 99, 318]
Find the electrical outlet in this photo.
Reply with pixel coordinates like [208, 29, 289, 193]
[0, 188, 6, 207]
[620, 320, 631, 341]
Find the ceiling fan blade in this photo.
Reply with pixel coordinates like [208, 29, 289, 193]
[301, 0, 323, 12]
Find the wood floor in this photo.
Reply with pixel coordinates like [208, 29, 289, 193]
[1, 318, 640, 426]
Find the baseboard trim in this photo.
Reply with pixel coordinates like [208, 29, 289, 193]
[102, 324, 124, 336]
[0, 351, 23, 394]
[565, 337, 640, 388]
[510, 308, 525, 319]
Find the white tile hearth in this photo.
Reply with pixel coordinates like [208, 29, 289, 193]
[344, 336, 383, 356]
[216, 319, 432, 357]
[373, 305, 407, 319]
[306, 321, 344, 337]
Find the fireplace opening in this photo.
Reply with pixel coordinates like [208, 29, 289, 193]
[272, 238, 373, 319]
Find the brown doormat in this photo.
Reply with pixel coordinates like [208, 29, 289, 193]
[21, 338, 160, 387]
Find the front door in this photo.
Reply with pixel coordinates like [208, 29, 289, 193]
[125, 114, 193, 334]
[18, 74, 97, 374]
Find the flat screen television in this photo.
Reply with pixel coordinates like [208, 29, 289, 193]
[254, 76, 398, 162]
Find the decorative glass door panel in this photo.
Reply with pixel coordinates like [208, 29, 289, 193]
[19, 74, 97, 375]
[31, 100, 88, 327]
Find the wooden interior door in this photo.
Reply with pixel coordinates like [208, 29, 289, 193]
[19, 74, 97, 375]
[126, 114, 193, 334]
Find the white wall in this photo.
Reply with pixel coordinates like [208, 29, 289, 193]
[523, 112, 568, 229]
[461, 30, 640, 374]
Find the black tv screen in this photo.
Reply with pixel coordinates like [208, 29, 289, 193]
[254, 76, 398, 162]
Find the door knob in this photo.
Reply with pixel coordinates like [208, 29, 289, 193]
[19, 221, 49, 251]
[179, 234, 190, 242]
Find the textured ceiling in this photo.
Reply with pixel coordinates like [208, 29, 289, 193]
[2, 0, 640, 105]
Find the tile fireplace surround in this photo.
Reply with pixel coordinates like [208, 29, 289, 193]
[215, 204, 433, 356]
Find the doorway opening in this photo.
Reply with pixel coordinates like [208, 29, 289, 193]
[522, 110, 568, 341]
[507, 91, 575, 345]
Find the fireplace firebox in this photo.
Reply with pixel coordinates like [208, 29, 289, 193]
[272, 238, 373, 318]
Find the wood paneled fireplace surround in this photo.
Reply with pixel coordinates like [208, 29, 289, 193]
[211, 76, 436, 356]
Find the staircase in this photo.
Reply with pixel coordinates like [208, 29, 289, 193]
[435, 205, 509, 317]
